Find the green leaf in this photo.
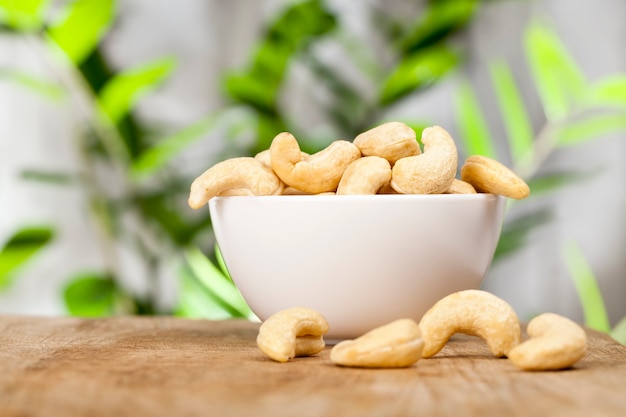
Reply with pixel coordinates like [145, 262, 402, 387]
[610, 315, 626, 345]
[175, 264, 240, 319]
[558, 112, 626, 146]
[131, 115, 218, 180]
[0, 0, 49, 30]
[98, 57, 176, 124]
[0, 227, 54, 289]
[525, 170, 597, 197]
[47, 0, 115, 64]
[20, 169, 78, 185]
[224, 0, 336, 111]
[588, 75, 626, 108]
[455, 79, 497, 159]
[380, 45, 459, 105]
[63, 273, 117, 317]
[524, 21, 587, 121]
[402, 0, 478, 53]
[563, 241, 611, 333]
[183, 246, 253, 319]
[493, 209, 552, 261]
[0, 68, 64, 100]
[489, 60, 535, 167]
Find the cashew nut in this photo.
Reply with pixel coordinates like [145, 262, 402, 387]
[255, 149, 309, 169]
[353, 122, 421, 164]
[330, 319, 424, 368]
[390, 125, 458, 194]
[508, 313, 587, 371]
[188, 157, 284, 209]
[445, 178, 477, 194]
[254, 149, 272, 168]
[460, 155, 530, 199]
[419, 289, 521, 358]
[256, 307, 329, 363]
[270, 132, 361, 194]
[336, 156, 391, 195]
[294, 335, 327, 357]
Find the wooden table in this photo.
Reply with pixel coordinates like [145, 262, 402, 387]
[1, 315, 625, 417]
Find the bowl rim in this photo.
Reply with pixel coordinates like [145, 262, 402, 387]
[210, 193, 505, 203]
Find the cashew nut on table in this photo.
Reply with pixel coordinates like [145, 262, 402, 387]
[418, 289, 522, 358]
[508, 313, 587, 371]
[330, 319, 424, 368]
[256, 307, 329, 363]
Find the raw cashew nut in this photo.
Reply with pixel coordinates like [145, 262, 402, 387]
[336, 156, 391, 195]
[188, 157, 284, 209]
[270, 132, 361, 194]
[353, 122, 421, 164]
[460, 155, 530, 199]
[390, 125, 458, 194]
[445, 178, 477, 194]
[294, 335, 327, 357]
[508, 313, 587, 371]
[256, 307, 329, 363]
[330, 319, 424, 368]
[419, 289, 521, 358]
[255, 149, 309, 169]
[254, 149, 272, 167]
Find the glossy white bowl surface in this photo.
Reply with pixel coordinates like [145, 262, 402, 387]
[209, 194, 505, 340]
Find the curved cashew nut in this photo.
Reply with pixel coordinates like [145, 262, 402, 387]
[419, 289, 521, 358]
[270, 132, 361, 194]
[445, 178, 477, 194]
[188, 157, 284, 209]
[337, 156, 391, 195]
[256, 307, 329, 363]
[331, 319, 424, 368]
[508, 313, 587, 371]
[353, 122, 421, 164]
[390, 125, 458, 194]
[460, 155, 530, 199]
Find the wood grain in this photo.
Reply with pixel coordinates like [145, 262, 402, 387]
[1, 315, 625, 417]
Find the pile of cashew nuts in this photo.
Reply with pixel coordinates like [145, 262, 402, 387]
[187, 123, 530, 209]
[256, 290, 588, 371]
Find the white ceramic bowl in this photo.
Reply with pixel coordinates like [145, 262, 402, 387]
[209, 194, 506, 340]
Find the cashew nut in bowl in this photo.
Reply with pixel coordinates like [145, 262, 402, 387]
[336, 156, 392, 195]
[256, 307, 329, 363]
[270, 132, 361, 194]
[460, 155, 530, 199]
[353, 122, 421, 164]
[254, 149, 272, 167]
[255, 149, 309, 169]
[188, 157, 284, 209]
[331, 319, 424, 368]
[390, 125, 458, 194]
[508, 313, 587, 371]
[418, 289, 521, 358]
[445, 178, 477, 194]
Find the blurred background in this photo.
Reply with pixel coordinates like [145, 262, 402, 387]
[1, 0, 624, 341]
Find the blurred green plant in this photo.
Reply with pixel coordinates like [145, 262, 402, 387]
[0, 227, 53, 290]
[453, 20, 626, 341]
[0, 0, 484, 316]
[1, 0, 623, 338]
[564, 241, 626, 344]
